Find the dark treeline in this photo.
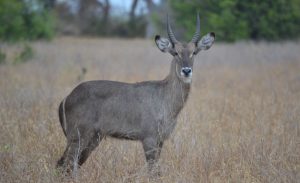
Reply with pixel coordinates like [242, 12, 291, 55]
[171, 0, 300, 41]
[0, 0, 300, 42]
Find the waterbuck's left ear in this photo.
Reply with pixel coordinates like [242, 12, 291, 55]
[197, 32, 215, 51]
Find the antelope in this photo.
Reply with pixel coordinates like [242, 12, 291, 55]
[56, 14, 215, 174]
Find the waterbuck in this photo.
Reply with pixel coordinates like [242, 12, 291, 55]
[56, 15, 215, 174]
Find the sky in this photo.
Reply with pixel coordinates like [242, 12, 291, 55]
[110, 0, 161, 15]
[56, 0, 161, 16]
[110, 0, 133, 11]
[110, 0, 161, 9]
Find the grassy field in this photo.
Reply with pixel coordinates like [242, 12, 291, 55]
[0, 37, 299, 182]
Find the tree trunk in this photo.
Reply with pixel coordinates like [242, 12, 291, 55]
[145, 0, 156, 38]
[129, 0, 139, 22]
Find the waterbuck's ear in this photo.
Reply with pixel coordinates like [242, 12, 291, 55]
[155, 35, 173, 53]
[197, 32, 215, 51]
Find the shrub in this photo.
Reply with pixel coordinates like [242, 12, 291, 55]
[0, 50, 6, 64]
[170, 0, 300, 41]
[0, 0, 55, 42]
[14, 43, 34, 64]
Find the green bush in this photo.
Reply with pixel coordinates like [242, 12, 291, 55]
[0, 0, 55, 42]
[170, 0, 300, 41]
[0, 50, 6, 64]
[14, 44, 34, 64]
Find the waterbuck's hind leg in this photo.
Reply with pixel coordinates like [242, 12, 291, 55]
[56, 128, 102, 174]
[78, 132, 103, 166]
[56, 140, 79, 174]
[56, 146, 68, 168]
[142, 137, 164, 176]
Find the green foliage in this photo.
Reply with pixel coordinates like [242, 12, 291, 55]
[0, 0, 55, 42]
[0, 50, 6, 64]
[169, 0, 300, 41]
[14, 44, 34, 64]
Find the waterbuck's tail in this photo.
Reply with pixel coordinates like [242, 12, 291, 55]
[58, 98, 67, 136]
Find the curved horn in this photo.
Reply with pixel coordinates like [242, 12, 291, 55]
[191, 13, 201, 44]
[167, 15, 178, 45]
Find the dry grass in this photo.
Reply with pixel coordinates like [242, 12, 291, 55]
[0, 37, 299, 183]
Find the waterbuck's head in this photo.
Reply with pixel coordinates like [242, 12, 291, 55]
[155, 14, 215, 83]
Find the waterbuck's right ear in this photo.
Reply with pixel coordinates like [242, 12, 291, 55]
[155, 35, 173, 53]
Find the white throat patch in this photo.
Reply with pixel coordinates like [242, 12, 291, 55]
[182, 77, 192, 83]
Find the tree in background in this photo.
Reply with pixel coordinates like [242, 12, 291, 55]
[43, 0, 56, 10]
[0, 0, 55, 41]
[2, 0, 299, 42]
[77, 0, 111, 35]
[127, 0, 146, 37]
[170, 0, 300, 41]
[55, 0, 149, 37]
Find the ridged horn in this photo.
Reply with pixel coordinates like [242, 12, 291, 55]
[191, 13, 201, 44]
[167, 15, 178, 45]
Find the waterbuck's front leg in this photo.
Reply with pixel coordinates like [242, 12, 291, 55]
[142, 137, 164, 176]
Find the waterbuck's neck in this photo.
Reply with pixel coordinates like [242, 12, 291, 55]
[162, 59, 191, 118]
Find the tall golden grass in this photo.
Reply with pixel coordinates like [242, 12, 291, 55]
[0, 37, 299, 182]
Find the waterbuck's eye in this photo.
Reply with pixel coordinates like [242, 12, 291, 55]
[174, 52, 178, 56]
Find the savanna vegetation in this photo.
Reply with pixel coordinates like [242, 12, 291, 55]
[0, 0, 300, 182]
[0, 38, 299, 182]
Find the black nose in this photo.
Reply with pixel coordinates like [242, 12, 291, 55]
[181, 67, 192, 76]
